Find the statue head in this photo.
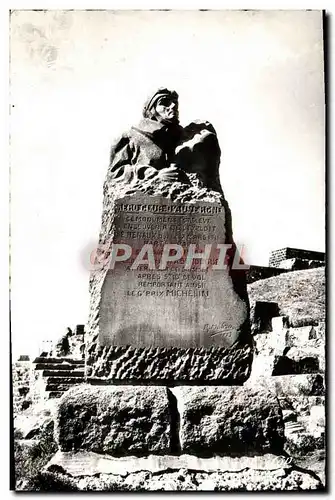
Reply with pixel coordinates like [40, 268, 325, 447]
[142, 88, 179, 125]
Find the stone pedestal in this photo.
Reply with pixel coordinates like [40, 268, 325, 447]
[55, 384, 284, 456]
[45, 384, 323, 491]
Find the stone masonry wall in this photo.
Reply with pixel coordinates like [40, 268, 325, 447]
[269, 248, 325, 268]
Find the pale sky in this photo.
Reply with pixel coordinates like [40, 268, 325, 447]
[10, 10, 325, 357]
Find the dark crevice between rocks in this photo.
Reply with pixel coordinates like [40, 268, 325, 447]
[312, 374, 325, 395]
[291, 464, 325, 489]
[166, 388, 181, 455]
[272, 356, 319, 376]
[86, 378, 247, 387]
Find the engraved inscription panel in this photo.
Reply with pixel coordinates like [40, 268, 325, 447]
[99, 194, 247, 348]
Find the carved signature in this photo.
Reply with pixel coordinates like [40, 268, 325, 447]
[204, 322, 233, 337]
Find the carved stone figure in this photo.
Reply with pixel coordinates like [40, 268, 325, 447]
[106, 88, 225, 196]
[102, 89, 233, 242]
[107, 88, 186, 186]
[86, 87, 252, 383]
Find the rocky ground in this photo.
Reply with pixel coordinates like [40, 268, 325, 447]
[38, 465, 322, 491]
[248, 267, 325, 327]
[248, 267, 326, 488]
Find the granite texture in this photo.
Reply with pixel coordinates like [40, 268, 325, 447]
[173, 385, 285, 455]
[55, 385, 171, 456]
[86, 342, 253, 383]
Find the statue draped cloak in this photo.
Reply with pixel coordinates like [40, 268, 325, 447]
[107, 118, 183, 184]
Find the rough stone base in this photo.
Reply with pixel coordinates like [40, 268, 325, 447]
[86, 343, 253, 383]
[40, 452, 323, 491]
[55, 384, 284, 457]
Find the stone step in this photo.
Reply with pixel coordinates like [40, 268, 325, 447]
[284, 421, 306, 434]
[282, 410, 297, 423]
[35, 363, 85, 371]
[42, 370, 85, 378]
[47, 391, 65, 399]
[34, 357, 85, 365]
[45, 377, 85, 385]
[46, 383, 85, 392]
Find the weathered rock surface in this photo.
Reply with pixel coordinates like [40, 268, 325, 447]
[251, 329, 325, 378]
[86, 343, 253, 383]
[278, 395, 324, 414]
[247, 268, 326, 486]
[284, 430, 325, 457]
[282, 399, 325, 458]
[247, 374, 325, 399]
[173, 386, 285, 455]
[39, 462, 323, 491]
[294, 450, 326, 487]
[55, 385, 171, 456]
[253, 326, 322, 353]
[270, 374, 325, 397]
[285, 325, 322, 347]
[12, 359, 32, 414]
[248, 268, 325, 328]
[45, 450, 294, 477]
[14, 400, 56, 440]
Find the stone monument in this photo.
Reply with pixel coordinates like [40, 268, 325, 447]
[45, 89, 323, 491]
[86, 88, 252, 383]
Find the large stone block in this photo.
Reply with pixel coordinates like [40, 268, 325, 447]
[87, 193, 252, 382]
[249, 354, 275, 379]
[55, 385, 171, 456]
[173, 386, 285, 455]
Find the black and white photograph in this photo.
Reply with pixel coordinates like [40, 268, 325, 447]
[9, 9, 326, 491]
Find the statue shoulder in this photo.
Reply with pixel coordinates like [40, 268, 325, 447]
[175, 119, 222, 194]
[181, 120, 218, 139]
[110, 129, 136, 155]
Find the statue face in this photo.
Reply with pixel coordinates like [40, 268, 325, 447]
[154, 96, 179, 124]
